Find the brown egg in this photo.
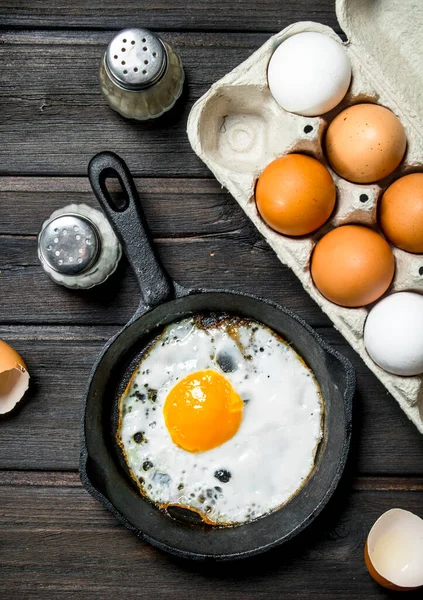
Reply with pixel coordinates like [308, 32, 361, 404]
[379, 173, 423, 253]
[311, 225, 395, 307]
[325, 104, 406, 183]
[255, 154, 336, 236]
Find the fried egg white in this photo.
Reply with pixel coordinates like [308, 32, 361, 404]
[118, 316, 323, 526]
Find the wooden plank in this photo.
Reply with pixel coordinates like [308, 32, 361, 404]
[2, 470, 423, 491]
[0, 173, 326, 328]
[0, 175, 326, 326]
[0, 30, 276, 176]
[0, 177, 237, 237]
[0, 476, 422, 599]
[0, 233, 329, 327]
[352, 476, 423, 492]
[0, 1, 341, 33]
[0, 325, 422, 474]
[0, 471, 80, 487]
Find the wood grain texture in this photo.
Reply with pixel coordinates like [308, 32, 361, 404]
[1, 0, 422, 596]
[0, 176, 331, 326]
[1, 325, 422, 473]
[0, 0, 341, 33]
[3, 471, 423, 491]
[0, 235, 331, 325]
[0, 30, 273, 176]
[0, 475, 422, 599]
[0, 177, 239, 237]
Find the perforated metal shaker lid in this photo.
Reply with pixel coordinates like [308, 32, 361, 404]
[39, 214, 100, 276]
[105, 28, 167, 90]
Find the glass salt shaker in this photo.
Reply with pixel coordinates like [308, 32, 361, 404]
[99, 28, 184, 120]
[38, 203, 122, 290]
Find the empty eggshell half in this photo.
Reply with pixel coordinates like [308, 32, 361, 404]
[365, 508, 423, 591]
[0, 339, 30, 414]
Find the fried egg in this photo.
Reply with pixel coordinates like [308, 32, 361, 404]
[118, 315, 323, 526]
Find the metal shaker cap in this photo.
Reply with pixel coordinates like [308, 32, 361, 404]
[105, 28, 167, 91]
[39, 214, 100, 275]
[38, 203, 122, 290]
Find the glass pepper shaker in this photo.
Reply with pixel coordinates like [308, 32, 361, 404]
[99, 28, 184, 120]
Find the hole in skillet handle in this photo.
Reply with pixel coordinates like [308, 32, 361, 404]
[87, 151, 175, 310]
[103, 175, 130, 212]
[88, 152, 138, 215]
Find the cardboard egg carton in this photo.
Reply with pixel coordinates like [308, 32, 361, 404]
[188, 0, 423, 432]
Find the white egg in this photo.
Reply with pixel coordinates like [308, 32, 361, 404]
[118, 316, 323, 526]
[267, 32, 351, 116]
[364, 292, 423, 376]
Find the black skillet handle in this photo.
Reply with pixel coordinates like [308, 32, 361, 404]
[88, 151, 174, 312]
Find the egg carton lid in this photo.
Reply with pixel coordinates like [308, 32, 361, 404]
[337, 0, 422, 130]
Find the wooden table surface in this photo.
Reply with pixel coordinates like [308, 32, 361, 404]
[1, 1, 422, 598]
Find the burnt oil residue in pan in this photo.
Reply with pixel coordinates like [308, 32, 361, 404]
[114, 312, 325, 529]
[81, 151, 355, 560]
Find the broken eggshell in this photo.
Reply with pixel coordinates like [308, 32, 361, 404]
[0, 340, 30, 414]
[365, 508, 423, 591]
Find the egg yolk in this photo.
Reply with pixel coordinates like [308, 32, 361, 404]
[163, 370, 244, 453]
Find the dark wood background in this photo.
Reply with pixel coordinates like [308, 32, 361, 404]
[0, 1, 422, 598]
